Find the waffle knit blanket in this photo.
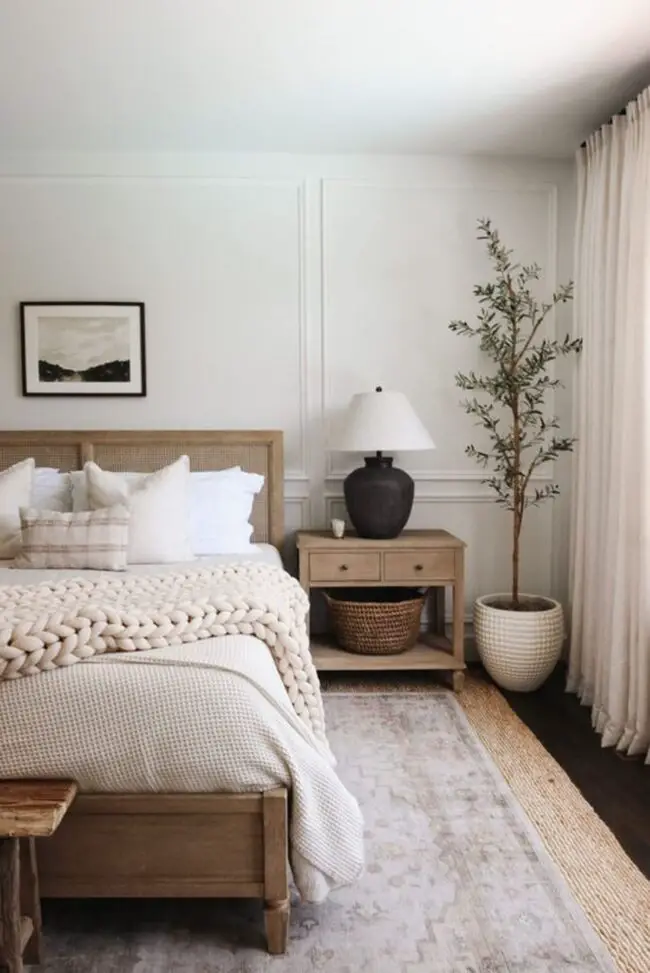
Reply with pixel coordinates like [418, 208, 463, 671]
[0, 562, 326, 744]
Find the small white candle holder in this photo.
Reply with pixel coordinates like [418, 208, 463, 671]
[331, 518, 346, 539]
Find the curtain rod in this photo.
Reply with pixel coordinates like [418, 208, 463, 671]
[580, 105, 629, 148]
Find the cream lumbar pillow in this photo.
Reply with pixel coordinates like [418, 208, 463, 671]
[15, 505, 130, 571]
[85, 455, 194, 564]
[0, 458, 35, 558]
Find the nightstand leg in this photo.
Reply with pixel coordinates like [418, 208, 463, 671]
[451, 575, 465, 665]
[430, 587, 446, 636]
[452, 671, 465, 692]
[440, 669, 465, 692]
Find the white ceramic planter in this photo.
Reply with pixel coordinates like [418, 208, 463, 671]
[473, 594, 565, 692]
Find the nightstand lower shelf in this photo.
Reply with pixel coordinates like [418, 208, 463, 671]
[311, 634, 465, 674]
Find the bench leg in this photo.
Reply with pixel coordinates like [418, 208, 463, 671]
[20, 841, 42, 965]
[0, 837, 22, 973]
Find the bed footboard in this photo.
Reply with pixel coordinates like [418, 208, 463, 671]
[37, 788, 290, 955]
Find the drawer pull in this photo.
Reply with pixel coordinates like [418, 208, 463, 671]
[339, 564, 349, 571]
[414, 564, 423, 571]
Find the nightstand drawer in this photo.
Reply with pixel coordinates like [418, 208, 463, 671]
[309, 551, 381, 583]
[384, 550, 455, 582]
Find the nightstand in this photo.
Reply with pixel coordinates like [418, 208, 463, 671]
[296, 529, 466, 690]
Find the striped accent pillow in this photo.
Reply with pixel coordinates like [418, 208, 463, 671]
[15, 505, 130, 571]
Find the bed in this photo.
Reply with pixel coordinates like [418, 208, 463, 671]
[0, 429, 360, 955]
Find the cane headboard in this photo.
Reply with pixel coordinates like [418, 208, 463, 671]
[0, 429, 284, 549]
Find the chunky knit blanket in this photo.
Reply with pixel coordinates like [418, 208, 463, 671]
[0, 562, 325, 744]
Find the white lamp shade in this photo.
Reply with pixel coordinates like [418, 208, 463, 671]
[334, 389, 435, 453]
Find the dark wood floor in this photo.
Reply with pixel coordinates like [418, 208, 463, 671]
[499, 665, 650, 880]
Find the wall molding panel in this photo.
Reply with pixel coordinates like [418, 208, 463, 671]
[0, 155, 574, 611]
[325, 469, 554, 483]
[321, 178, 559, 482]
[325, 492, 497, 509]
[294, 179, 310, 480]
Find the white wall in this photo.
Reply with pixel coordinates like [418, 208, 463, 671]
[0, 151, 576, 620]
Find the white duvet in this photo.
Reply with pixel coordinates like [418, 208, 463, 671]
[0, 549, 364, 902]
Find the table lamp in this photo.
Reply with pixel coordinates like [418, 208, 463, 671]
[334, 386, 435, 539]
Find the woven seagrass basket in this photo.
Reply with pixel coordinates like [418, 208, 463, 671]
[324, 588, 426, 655]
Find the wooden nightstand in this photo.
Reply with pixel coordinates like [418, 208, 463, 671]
[296, 529, 466, 690]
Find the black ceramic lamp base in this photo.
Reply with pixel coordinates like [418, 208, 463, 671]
[343, 454, 414, 539]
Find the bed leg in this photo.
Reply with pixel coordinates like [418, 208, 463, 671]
[262, 789, 289, 955]
[264, 898, 290, 955]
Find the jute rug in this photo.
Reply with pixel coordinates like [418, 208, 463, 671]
[39, 682, 647, 972]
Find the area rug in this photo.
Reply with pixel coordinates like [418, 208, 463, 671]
[40, 691, 624, 972]
[459, 679, 650, 973]
[321, 675, 650, 973]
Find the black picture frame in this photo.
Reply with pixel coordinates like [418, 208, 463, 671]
[20, 301, 146, 397]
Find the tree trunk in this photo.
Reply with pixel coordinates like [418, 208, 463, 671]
[511, 429, 522, 607]
[512, 506, 521, 607]
[509, 282, 522, 608]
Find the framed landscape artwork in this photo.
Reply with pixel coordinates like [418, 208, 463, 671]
[20, 302, 146, 397]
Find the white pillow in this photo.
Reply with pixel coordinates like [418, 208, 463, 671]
[189, 470, 264, 554]
[0, 458, 35, 558]
[32, 468, 72, 512]
[72, 464, 261, 555]
[70, 470, 89, 513]
[85, 455, 194, 564]
[71, 465, 243, 513]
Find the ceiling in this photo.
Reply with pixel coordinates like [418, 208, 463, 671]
[1, 0, 649, 158]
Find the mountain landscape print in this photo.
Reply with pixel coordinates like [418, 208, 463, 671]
[38, 315, 130, 383]
[21, 302, 146, 396]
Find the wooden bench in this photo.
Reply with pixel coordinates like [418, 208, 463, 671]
[0, 781, 77, 973]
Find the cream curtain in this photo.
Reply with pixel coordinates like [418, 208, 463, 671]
[568, 87, 650, 763]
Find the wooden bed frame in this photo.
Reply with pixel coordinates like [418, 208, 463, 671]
[0, 429, 291, 954]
